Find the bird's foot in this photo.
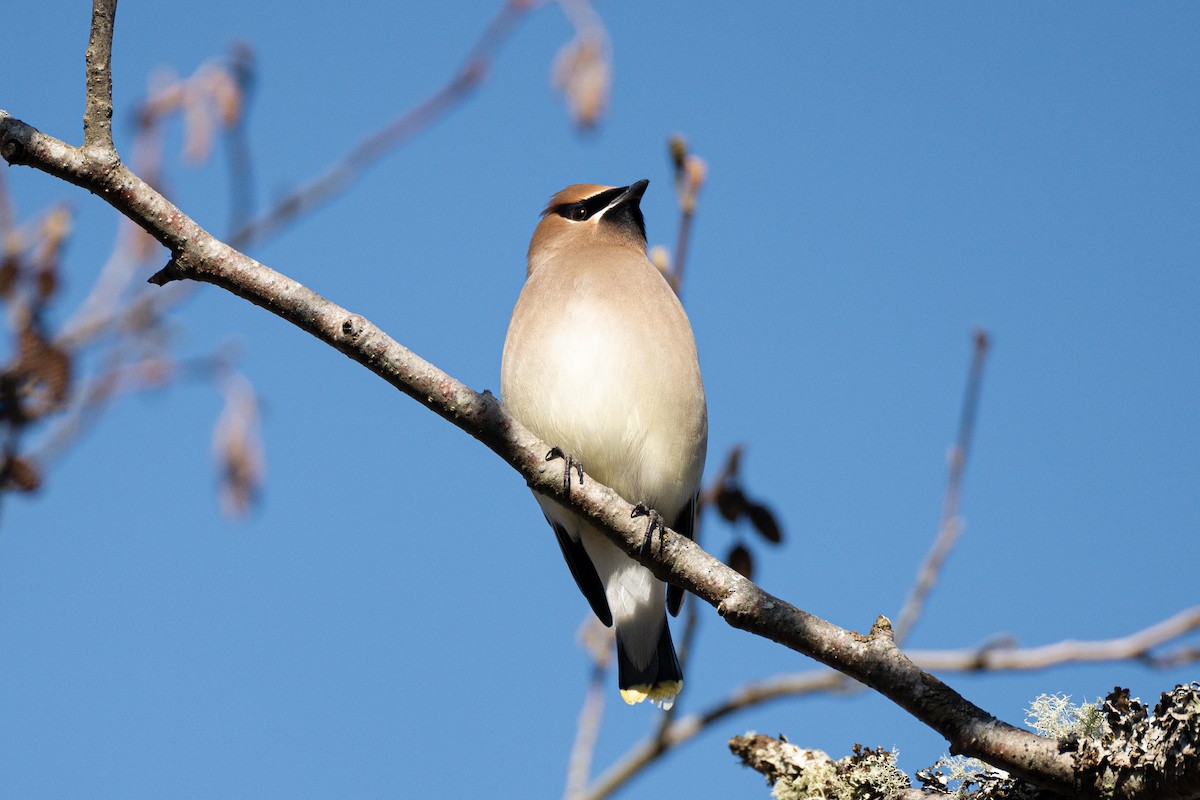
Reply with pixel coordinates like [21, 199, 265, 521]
[546, 447, 584, 495]
[631, 503, 665, 556]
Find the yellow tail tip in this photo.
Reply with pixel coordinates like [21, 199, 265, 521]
[620, 680, 683, 710]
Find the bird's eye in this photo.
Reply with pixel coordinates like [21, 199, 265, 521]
[570, 205, 588, 221]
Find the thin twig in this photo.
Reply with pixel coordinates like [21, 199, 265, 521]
[893, 328, 990, 645]
[0, 171, 15, 240]
[83, 0, 117, 151]
[906, 605, 1200, 671]
[665, 136, 706, 296]
[564, 665, 608, 800]
[671, 201, 695, 297]
[224, 42, 257, 234]
[1146, 645, 1200, 669]
[227, 0, 537, 249]
[583, 671, 849, 800]
[55, 234, 147, 348]
[58, 0, 529, 346]
[40, 1, 538, 475]
[563, 617, 613, 798]
[33, 348, 237, 468]
[581, 606, 1200, 799]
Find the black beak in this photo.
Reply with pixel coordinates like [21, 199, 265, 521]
[601, 179, 649, 243]
[616, 179, 649, 207]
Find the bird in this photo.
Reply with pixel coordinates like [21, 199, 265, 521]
[501, 180, 707, 709]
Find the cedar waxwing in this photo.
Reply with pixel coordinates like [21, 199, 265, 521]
[501, 180, 708, 709]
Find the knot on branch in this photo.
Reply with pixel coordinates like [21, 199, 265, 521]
[147, 258, 183, 286]
[1, 131, 24, 164]
[869, 615, 895, 641]
[338, 315, 366, 344]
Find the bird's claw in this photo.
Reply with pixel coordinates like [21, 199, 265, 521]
[631, 503, 665, 556]
[546, 447, 584, 495]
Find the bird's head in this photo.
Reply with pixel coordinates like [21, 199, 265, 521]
[526, 180, 649, 276]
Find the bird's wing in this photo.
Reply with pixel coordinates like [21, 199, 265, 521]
[666, 492, 697, 616]
[547, 514, 613, 627]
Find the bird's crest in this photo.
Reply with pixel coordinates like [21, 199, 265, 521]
[540, 184, 615, 217]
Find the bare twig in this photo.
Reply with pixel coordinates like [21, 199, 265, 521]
[581, 671, 849, 800]
[580, 607, 1200, 799]
[665, 136, 706, 296]
[0, 171, 15, 239]
[83, 0, 117, 151]
[31, 358, 127, 468]
[906, 605, 1200, 672]
[61, 47, 254, 350]
[4, 5, 1196, 798]
[33, 349, 234, 468]
[1148, 645, 1200, 669]
[227, 0, 537, 249]
[564, 665, 608, 800]
[31, 1, 539, 487]
[224, 42, 257, 232]
[564, 617, 613, 798]
[57, 0, 528, 345]
[893, 329, 990, 645]
[55, 236, 151, 349]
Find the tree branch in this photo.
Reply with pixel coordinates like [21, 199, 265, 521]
[729, 734, 932, 800]
[83, 0, 117, 152]
[226, 0, 535, 249]
[582, 608, 1200, 799]
[564, 663, 608, 800]
[0, 106, 1081, 795]
[2, 4, 1195, 798]
[894, 328, 990, 645]
[907, 606, 1200, 672]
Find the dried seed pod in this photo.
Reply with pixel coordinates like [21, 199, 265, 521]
[552, 37, 610, 129]
[212, 374, 265, 518]
[1, 455, 41, 493]
[669, 135, 688, 174]
[715, 485, 748, 523]
[17, 328, 72, 415]
[747, 500, 783, 544]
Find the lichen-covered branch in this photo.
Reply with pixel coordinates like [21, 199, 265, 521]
[730, 735, 929, 800]
[580, 608, 1200, 799]
[731, 685, 1200, 800]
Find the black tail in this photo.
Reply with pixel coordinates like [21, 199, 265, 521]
[615, 616, 682, 708]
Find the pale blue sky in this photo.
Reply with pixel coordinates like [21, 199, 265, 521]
[2, 3, 1198, 798]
